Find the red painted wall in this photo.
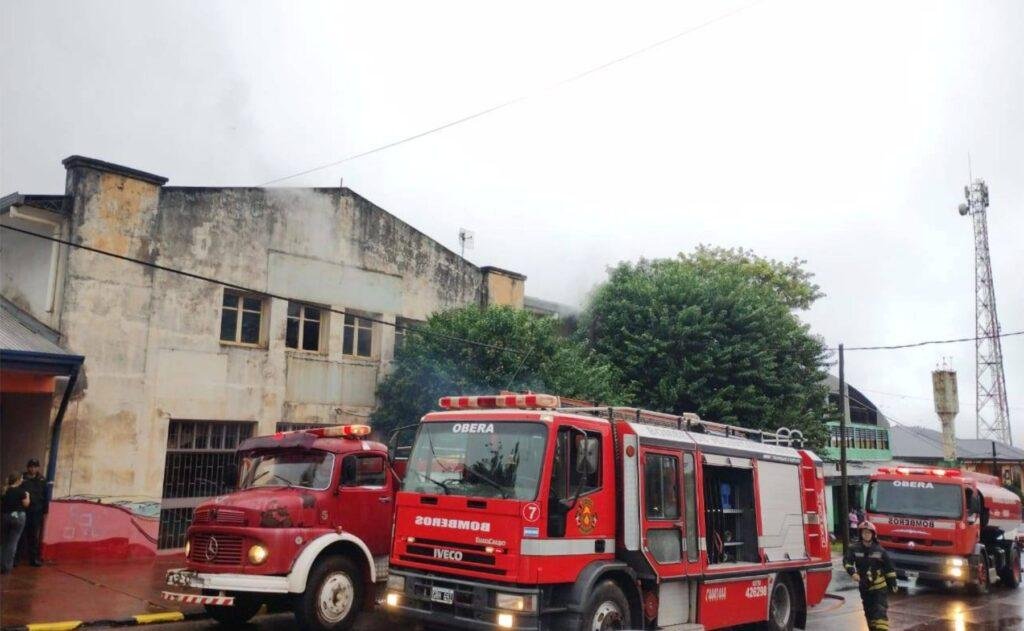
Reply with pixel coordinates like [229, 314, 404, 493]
[42, 499, 158, 560]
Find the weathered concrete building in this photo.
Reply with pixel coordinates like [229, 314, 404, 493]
[0, 156, 526, 556]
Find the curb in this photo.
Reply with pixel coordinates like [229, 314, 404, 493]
[3, 612, 207, 631]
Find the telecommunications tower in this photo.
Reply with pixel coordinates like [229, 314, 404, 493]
[958, 179, 1013, 444]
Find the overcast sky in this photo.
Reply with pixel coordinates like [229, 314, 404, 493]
[3, 0, 1022, 444]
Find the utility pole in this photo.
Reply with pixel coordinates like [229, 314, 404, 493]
[958, 179, 1013, 444]
[839, 343, 850, 555]
[992, 440, 998, 479]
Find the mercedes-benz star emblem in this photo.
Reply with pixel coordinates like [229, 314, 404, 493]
[205, 536, 220, 561]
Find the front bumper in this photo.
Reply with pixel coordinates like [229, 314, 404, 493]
[382, 569, 542, 630]
[165, 568, 291, 594]
[885, 551, 974, 583]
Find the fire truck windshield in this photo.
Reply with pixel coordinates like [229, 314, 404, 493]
[867, 480, 963, 519]
[403, 421, 548, 501]
[239, 451, 336, 491]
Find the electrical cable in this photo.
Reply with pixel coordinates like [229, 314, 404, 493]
[832, 330, 1024, 352]
[0, 223, 529, 357]
[838, 393, 1014, 457]
[859, 386, 1024, 413]
[258, 0, 765, 186]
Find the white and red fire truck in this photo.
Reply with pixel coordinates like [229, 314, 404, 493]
[162, 424, 399, 631]
[866, 466, 1022, 593]
[383, 394, 832, 630]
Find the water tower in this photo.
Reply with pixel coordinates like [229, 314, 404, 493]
[932, 366, 959, 464]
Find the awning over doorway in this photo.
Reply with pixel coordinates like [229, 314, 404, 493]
[1, 297, 84, 499]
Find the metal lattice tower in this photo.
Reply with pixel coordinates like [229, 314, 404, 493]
[959, 179, 1013, 444]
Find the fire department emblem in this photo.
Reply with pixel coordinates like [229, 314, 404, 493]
[204, 536, 220, 562]
[575, 497, 598, 534]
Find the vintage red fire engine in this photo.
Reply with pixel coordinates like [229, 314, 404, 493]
[162, 424, 398, 631]
[383, 393, 832, 630]
[867, 466, 1022, 593]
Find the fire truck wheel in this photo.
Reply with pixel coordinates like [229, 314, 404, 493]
[580, 580, 631, 631]
[998, 548, 1021, 588]
[295, 555, 364, 631]
[203, 592, 262, 626]
[968, 556, 990, 596]
[759, 577, 795, 631]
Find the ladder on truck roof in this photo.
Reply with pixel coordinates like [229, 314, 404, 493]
[558, 404, 805, 448]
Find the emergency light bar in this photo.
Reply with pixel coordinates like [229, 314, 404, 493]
[877, 466, 961, 477]
[309, 424, 372, 438]
[439, 394, 561, 410]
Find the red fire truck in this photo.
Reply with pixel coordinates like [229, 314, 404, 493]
[162, 424, 398, 631]
[382, 394, 832, 630]
[866, 466, 1022, 593]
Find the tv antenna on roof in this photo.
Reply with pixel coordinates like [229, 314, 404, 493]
[458, 228, 474, 259]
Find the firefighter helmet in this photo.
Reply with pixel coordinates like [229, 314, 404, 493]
[857, 521, 877, 533]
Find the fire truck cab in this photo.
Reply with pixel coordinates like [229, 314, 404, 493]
[867, 466, 1022, 593]
[384, 394, 832, 630]
[163, 424, 397, 631]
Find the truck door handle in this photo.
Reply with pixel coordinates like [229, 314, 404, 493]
[378, 496, 392, 503]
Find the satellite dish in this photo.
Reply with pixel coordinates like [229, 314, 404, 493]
[958, 203, 969, 216]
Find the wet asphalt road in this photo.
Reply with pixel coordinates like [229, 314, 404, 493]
[89, 576, 1024, 631]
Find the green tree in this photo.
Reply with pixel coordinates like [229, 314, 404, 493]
[578, 245, 831, 448]
[371, 306, 623, 437]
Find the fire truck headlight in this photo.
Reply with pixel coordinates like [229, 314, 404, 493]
[495, 593, 536, 612]
[386, 575, 405, 592]
[496, 613, 515, 628]
[948, 567, 963, 578]
[947, 557, 965, 567]
[184, 540, 191, 558]
[247, 544, 269, 565]
[385, 592, 400, 607]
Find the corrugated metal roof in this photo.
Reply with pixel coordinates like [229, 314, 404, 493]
[0, 301, 70, 356]
[890, 424, 1024, 462]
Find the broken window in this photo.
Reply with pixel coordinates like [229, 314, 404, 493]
[394, 317, 423, 357]
[220, 290, 265, 345]
[342, 312, 375, 358]
[286, 302, 324, 352]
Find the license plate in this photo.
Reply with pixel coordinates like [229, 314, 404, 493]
[166, 569, 199, 587]
[430, 586, 455, 605]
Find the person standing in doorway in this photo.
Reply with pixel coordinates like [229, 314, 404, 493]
[2, 473, 30, 574]
[19, 459, 48, 567]
[848, 508, 860, 541]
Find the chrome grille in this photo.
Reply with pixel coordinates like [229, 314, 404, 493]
[189, 533, 244, 565]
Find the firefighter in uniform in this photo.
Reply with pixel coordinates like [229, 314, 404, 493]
[843, 521, 897, 631]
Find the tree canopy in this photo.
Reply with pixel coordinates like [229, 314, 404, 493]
[370, 305, 623, 437]
[577, 245, 831, 448]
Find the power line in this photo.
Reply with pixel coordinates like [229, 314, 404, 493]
[841, 393, 1021, 456]
[258, 0, 765, 186]
[860, 386, 1024, 413]
[0, 224, 529, 357]
[832, 329, 1024, 352]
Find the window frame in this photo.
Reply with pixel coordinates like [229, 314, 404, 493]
[220, 290, 267, 347]
[644, 452, 681, 521]
[393, 317, 423, 357]
[340, 454, 388, 488]
[286, 301, 327, 353]
[342, 310, 377, 359]
[549, 426, 603, 501]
